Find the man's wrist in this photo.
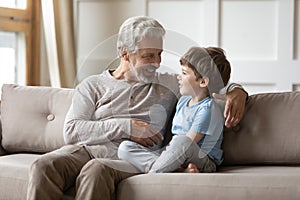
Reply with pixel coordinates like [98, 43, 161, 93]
[226, 83, 241, 93]
[226, 83, 249, 103]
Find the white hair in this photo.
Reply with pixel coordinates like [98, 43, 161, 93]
[117, 16, 166, 57]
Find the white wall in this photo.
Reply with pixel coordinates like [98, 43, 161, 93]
[74, 0, 300, 95]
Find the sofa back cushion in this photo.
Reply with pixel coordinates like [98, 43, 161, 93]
[1, 84, 73, 153]
[222, 91, 300, 165]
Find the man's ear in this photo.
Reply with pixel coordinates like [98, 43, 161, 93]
[199, 77, 209, 88]
[121, 47, 130, 61]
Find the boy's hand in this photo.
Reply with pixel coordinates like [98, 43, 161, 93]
[130, 120, 164, 147]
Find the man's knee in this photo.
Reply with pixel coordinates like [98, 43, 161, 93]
[79, 159, 138, 182]
[30, 157, 46, 177]
[28, 154, 66, 187]
[30, 155, 56, 176]
[76, 159, 116, 199]
[79, 159, 112, 181]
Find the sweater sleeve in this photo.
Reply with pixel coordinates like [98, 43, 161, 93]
[225, 82, 249, 103]
[63, 76, 131, 145]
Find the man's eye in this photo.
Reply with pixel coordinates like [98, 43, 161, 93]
[142, 54, 151, 57]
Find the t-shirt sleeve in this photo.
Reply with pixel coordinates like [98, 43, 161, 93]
[190, 105, 212, 135]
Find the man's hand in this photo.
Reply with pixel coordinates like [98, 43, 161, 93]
[130, 120, 164, 147]
[212, 88, 247, 128]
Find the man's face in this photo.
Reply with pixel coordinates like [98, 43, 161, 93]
[125, 37, 163, 84]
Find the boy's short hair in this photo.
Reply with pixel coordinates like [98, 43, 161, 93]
[180, 47, 231, 90]
[205, 47, 231, 86]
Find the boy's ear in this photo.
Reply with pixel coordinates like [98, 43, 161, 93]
[199, 77, 209, 87]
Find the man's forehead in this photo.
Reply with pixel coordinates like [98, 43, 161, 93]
[137, 36, 163, 50]
[138, 48, 163, 54]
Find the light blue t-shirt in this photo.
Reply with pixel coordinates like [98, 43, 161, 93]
[172, 96, 224, 165]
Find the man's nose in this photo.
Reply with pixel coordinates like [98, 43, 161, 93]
[151, 63, 160, 68]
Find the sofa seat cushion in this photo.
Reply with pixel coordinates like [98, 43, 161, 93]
[0, 154, 40, 199]
[0, 153, 76, 200]
[117, 166, 300, 200]
[219, 165, 300, 174]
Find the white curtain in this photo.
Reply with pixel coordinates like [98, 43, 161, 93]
[41, 0, 76, 88]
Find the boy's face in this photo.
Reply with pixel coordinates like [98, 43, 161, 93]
[177, 65, 201, 96]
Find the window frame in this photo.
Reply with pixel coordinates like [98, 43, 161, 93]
[0, 0, 41, 86]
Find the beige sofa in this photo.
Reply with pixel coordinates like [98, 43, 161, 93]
[1, 83, 300, 200]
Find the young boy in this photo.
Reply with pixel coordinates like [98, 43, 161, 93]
[118, 46, 231, 173]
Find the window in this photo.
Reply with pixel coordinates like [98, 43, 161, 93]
[0, 0, 41, 95]
[0, 31, 25, 87]
[0, 0, 27, 9]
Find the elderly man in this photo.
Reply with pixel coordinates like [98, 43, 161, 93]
[27, 16, 247, 200]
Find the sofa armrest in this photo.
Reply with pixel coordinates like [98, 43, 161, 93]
[0, 104, 7, 156]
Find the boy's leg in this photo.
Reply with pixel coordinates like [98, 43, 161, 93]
[188, 151, 216, 173]
[27, 145, 91, 200]
[150, 135, 216, 173]
[75, 159, 140, 200]
[118, 140, 160, 172]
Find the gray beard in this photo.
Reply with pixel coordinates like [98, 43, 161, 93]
[125, 64, 156, 84]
